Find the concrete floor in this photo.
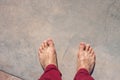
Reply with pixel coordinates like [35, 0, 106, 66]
[0, 70, 22, 80]
[0, 0, 120, 80]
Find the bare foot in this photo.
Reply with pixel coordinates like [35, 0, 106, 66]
[38, 39, 57, 70]
[77, 42, 96, 74]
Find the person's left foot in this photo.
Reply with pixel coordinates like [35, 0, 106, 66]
[38, 39, 57, 70]
[77, 42, 96, 74]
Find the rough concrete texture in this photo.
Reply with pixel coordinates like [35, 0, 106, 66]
[0, 70, 22, 80]
[0, 0, 120, 80]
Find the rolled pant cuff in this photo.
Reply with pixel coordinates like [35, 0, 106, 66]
[44, 64, 62, 76]
[74, 68, 94, 80]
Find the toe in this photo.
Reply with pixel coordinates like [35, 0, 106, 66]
[79, 42, 85, 51]
[47, 39, 54, 47]
[85, 44, 90, 51]
[91, 49, 95, 56]
[44, 40, 48, 48]
[41, 42, 45, 49]
[88, 47, 92, 53]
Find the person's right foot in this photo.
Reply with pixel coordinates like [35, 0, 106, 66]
[77, 42, 96, 74]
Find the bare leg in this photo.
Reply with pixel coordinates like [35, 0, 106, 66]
[77, 42, 96, 74]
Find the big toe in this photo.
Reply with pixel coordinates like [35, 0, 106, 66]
[79, 42, 85, 51]
[47, 39, 54, 47]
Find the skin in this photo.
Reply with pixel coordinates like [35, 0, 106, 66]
[38, 39, 96, 74]
[77, 42, 96, 74]
[38, 39, 57, 69]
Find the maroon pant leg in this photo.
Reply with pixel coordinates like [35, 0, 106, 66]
[39, 65, 94, 80]
[39, 64, 62, 80]
[74, 68, 94, 80]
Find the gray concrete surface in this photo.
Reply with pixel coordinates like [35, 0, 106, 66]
[0, 70, 22, 80]
[0, 0, 120, 80]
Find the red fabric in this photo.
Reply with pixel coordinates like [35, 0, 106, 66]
[74, 68, 94, 80]
[39, 64, 94, 80]
[39, 64, 62, 80]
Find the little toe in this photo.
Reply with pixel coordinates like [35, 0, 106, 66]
[91, 50, 95, 56]
[85, 44, 90, 51]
